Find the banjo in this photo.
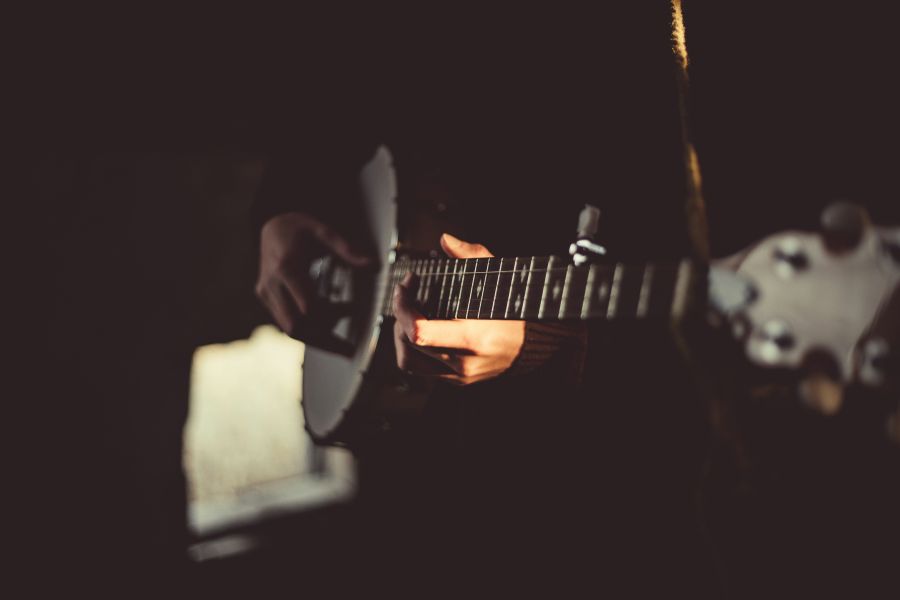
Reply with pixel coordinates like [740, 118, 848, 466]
[301, 146, 900, 447]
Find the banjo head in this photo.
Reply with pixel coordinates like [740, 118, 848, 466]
[303, 146, 398, 442]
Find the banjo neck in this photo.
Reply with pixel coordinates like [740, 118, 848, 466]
[381, 255, 699, 322]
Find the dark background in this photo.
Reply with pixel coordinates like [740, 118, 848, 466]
[7, 2, 899, 596]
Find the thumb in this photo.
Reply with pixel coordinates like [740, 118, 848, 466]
[440, 233, 493, 259]
[312, 222, 374, 267]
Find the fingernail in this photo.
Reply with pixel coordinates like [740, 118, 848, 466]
[442, 233, 461, 246]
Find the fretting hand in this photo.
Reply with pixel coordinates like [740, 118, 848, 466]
[392, 234, 526, 385]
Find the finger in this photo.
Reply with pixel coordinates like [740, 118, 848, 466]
[311, 222, 374, 267]
[394, 274, 479, 350]
[440, 233, 493, 259]
[392, 274, 426, 336]
[393, 321, 457, 376]
[436, 367, 508, 386]
[260, 284, 297, 333]
[408, 343, 468, 373]
[404, 319, 476, 350]
[281, 275, 311, 316]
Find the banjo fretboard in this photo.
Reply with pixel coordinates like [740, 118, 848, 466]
[381, 256, 697, 322]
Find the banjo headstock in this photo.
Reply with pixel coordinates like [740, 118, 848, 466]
[709, 203, 900, 433]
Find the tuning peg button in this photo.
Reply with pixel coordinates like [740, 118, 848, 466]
[757, 319, 796, 361]
[820, 201, 870, 254]
[772, 236, 809, 277]
[799, 373, 844, 416]
[857, 336, 890, 387]
[798, 349, 844, 416]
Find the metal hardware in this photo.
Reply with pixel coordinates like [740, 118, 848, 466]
[569, 204, 607, 266]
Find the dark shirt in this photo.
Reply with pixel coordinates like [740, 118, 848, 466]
[251, 6, 720, 596]
[250, 5, 900, 595]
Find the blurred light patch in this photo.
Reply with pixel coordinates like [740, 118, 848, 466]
[184, 325, 356, 540]
[184, 325, 308, 505]
[672, 0, 690, 69]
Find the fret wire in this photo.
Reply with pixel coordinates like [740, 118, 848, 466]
[476, 258, 488, 318]
[483, 258, 496, 318]
[606, 264, 622, 319]
[581, 264, 597, 319]
[428, 258, 438, 307]
[414, 259, 423, 303]
[442, 259, 452, 319]
[636, 264, 654, 317]
[503, 257, 519, 319]
[558, 264, 574, 319]
[489, 257, 503, 318]
[421, 259, 431, 307]
[537, 256, 556, 319]
[432, 258, 442, 309]
[453, 259, 463, 319]
[521, 257, 537, 318]
[449, 259, 461, 319]
[466, 258, 480, 319]
[437, 258, 450, 317]
[472, 258, 482, 319]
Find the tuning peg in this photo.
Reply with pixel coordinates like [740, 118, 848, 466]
[753, 319, 796, 363]
[798, 349, 844, 416]
[820, 201, 870, 254]
[857, 336, 891, 387]
[772, 236, 809, 278]
[577, 204, 601, 239]
[799, 374, 844, 416]
[570, 204, 607, 266]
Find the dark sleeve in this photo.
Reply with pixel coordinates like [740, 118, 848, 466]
[508, 321, 588, 384]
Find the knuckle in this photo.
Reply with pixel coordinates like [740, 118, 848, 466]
[410, 321, 427, 346]
[464, 330, 483, 354]
[459, 361, 475, 378]
[481, 332, 500, 355]
[467, 333, 485, 355]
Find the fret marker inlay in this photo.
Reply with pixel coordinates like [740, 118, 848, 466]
[552, 280, 563, 301]
[598, 282, 610, 301]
